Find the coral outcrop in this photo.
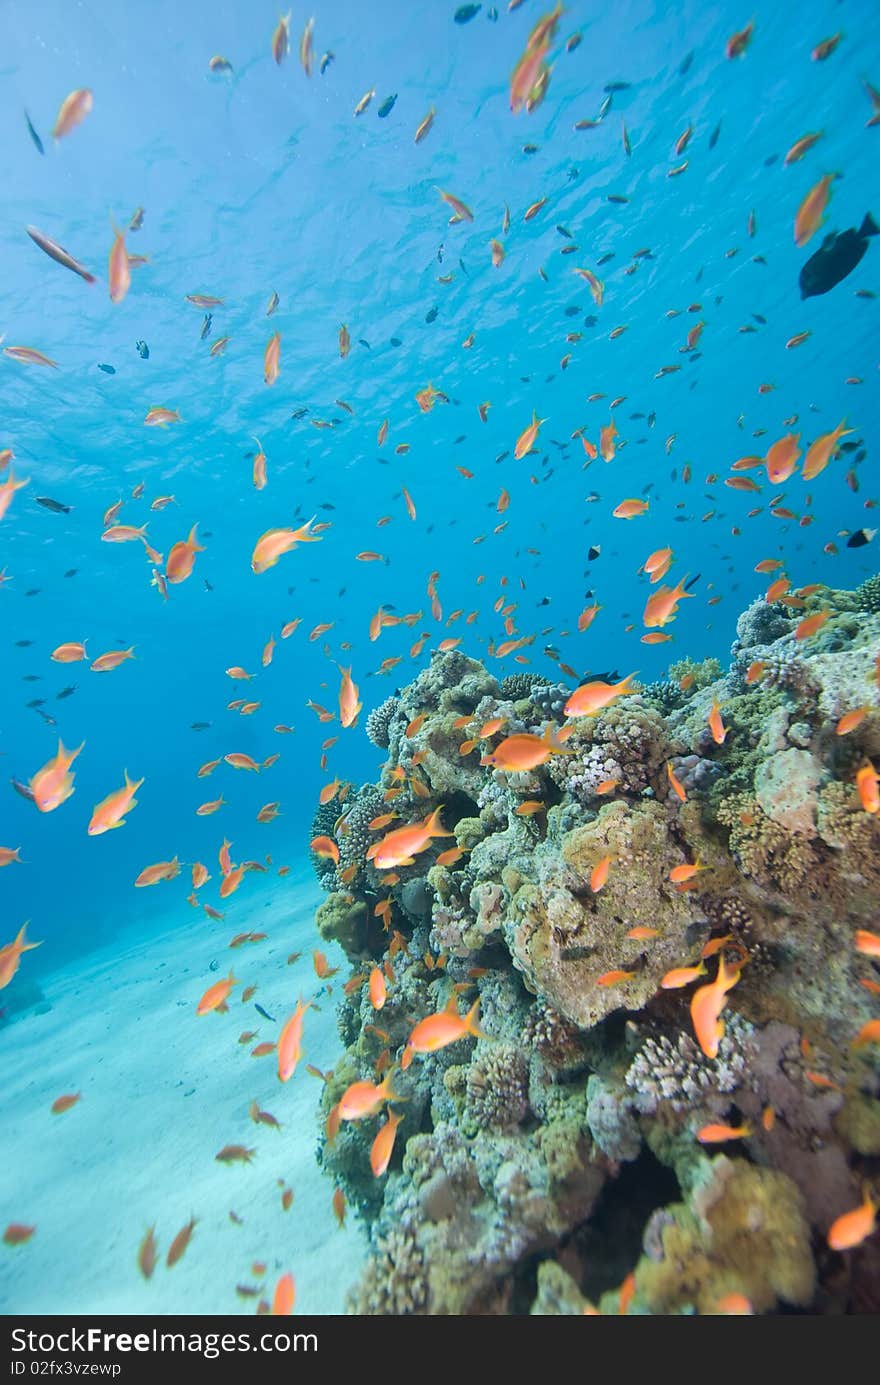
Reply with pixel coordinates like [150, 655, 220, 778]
[309, 583, 880, 1315]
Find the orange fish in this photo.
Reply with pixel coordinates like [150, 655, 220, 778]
[643, 577, 693, 629]
[251, 517, 321, 574]
[87, 770, 143, 835]
[613, 498, 649, 519]
[708, 700, 727, 745]
[765, 433, 801, 484]
[366, 807, 452, 870]
[697, 1122, 752, 1143]
[338, 666, 362, 729]
[197, 970, 238, 1014]
[802, 420, 852, 481]
[590, 855, 613, 893]
[90, 647, 135, 673]
[857, 761, 879, 814]
[437, 188, 473, 223]
[166, 1217, 198, 1268]
[53, 88, 93, 139]
[661, 961, 707, 989]
[51, 1093, 81, 1115]
[108, 222, 130, 305]
[852, 1019, 880, 1048]
[277, 999, 311, 1082]
[3, 1224, 36, 1246]
[795, 173, 835, 247]
[690, 955, 741, 1058]
[29, 739, 84, 813]
[0, 470, 30, 519]
[827, 1191, 877, 1251]
[144, 407, 181, 427]
[795, 610, 829, 641]
[271, 1272, 295, 1316]
[514, 411, 545, 460]
[564, 672, 637, 718]
[481, 726, 570, 771]
[666, 761, 687, 803]
[369, 967, 387, 1010]
[134, 857, 180, 888]
[726, 20, 754, 59]
[401, 997, 484, 1069]
[264, 331, 281, 385]
[370, 1109, 404, 1178]
[338, 1070, 400, 1120]
[166, 524, 204, 585]
[597, 969, 634, 987]
[0, 923, 42, 991]
[137, 1227, 158, 1280]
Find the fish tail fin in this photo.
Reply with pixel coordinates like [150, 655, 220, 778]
[16, 922, 42, 953]
[617, 671, 640, 695]
[188, 524, 205, 551]
[860, 212, 879, 238]
[427, 805, 454, 837]
[464, 998, 487, 1040]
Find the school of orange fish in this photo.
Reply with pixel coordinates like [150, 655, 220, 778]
[2, 4, 879, 1308]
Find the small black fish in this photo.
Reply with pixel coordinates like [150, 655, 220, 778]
[598, 94, 612, 119]
[389, 337, 402, 348]
[25, 699, 45, 708]
[254, 1003, 276, 1023]
[136, 340, 150, 359]
[25, 589, 40, 597]
[204, 579, 214, 592]
[556, 225, 573, 239]
[291, 406, 308, 419]
[567, 166, 579, 181]
[200, 313, 213, 340]
[97, 363, 116, 374]
[191, 721, 212, 730]
[56, 685, 77, 700]
[24, 110, 44, 155]
[454, 3, 481, 22]
[358, 338, 371, 349]
[752, 313, 767, 324]
[377, 94, 397, 118]
[22, 675, 41, 682]
[587, 545, 601, 561]
[604, 81, 631, 92]
[847, 528, 876, 549]
[458, 258, 468, 275]
[425, 305, 439, 323]
[584, 314, 597, 327]
[15, 640, 34, 648]
[487, 5, 498, 19]
[647, 412, 656, 427]
[679, 50, 694, 75]
[839, 440, 862, 453]
[799, 214, 878, 299]
[709, 121, 721, 149]
[607, 194, 629, 204]
[764, 153, 778, 167]
[684, 573, 702, 591]
[319, 503, 336, 511]
[320, 51, 335, 75]
[522, 144, 539, 154]
[495, 450, 510, 462]
[36, 709, 57, 726]
[11, 777, 35, 803]
[64, 569, 77, 578]
[36, 497, 71, 514]
[596, 252, 615, 265]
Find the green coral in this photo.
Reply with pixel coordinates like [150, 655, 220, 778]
[854, 573, 880, 614]
[315, 891, 368, 959]
[631, 1159, 815, 1315]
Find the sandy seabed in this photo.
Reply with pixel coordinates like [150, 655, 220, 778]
[0, 867, 365, 1315]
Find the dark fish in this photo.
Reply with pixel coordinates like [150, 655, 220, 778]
[377, 94, 397, 118]
[254, 1003, 276, 1023]
[11, 777, 35, 802]
[679, 50, 694, 75]
[604, 82, 631, 92]
[319, 503, 336, 511]
[56, 685, 77, 699]
[97, 363, 116, 374]
[15, 640, 34, 648]
[36, 709, 57, 726]
[709, 121, 721, 149]
[22, 675, 41, 682]
[764, 154, 778, 167]
[564, 304, 581, 316]
[190, 721, 212, 730]
[454, 3, 481, 22]
[319, 51, 335, 75]
[291, 406, 308, 419]
[847, 528, 876, 549]
[684, 573, 702, 591]
[607, 194, 629, 204]
[567, 166, 579, 181]
[389, 337, 402, 348]
[488, 5, 498, 19]
[204, 579, 214, 592]
[129, 207, 145, 232]
[799, 214, 878, 298]
[26, 226, 96, 284]
[200, 313, 213, 340]
[25, 699, 45, 708]
[556, 225, 573, 239]
[36, 497, 71, 514]
[25, 589, 40, 597]
[752, 313, 767, 324]
[522, 144, 539, 154]
[495, 450, 510, 462]
[136, 340, 150, 359]
[596, 253, 615, 265]
[839, 440, 861, 453]
[587, 545, 601, 561]
[584, 314, 597, 327]
[24, 110, 44, 155]
[64, 570, 77, 578]
[358, 338, 371, 349]
[598, 94, 612, 119]
[425, 306, 439, 323]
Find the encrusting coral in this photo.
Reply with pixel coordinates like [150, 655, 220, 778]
[309, 582, 880, 1316]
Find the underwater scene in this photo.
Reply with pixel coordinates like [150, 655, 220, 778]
[1, 0, 880, 1319]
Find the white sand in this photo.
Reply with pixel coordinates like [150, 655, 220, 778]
[0, 866, 366, 1314]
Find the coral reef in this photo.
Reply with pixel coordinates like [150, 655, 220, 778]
[310, 588, 880, 1316]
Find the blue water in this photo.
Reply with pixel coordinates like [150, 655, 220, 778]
[1, 0, 878, 1308]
